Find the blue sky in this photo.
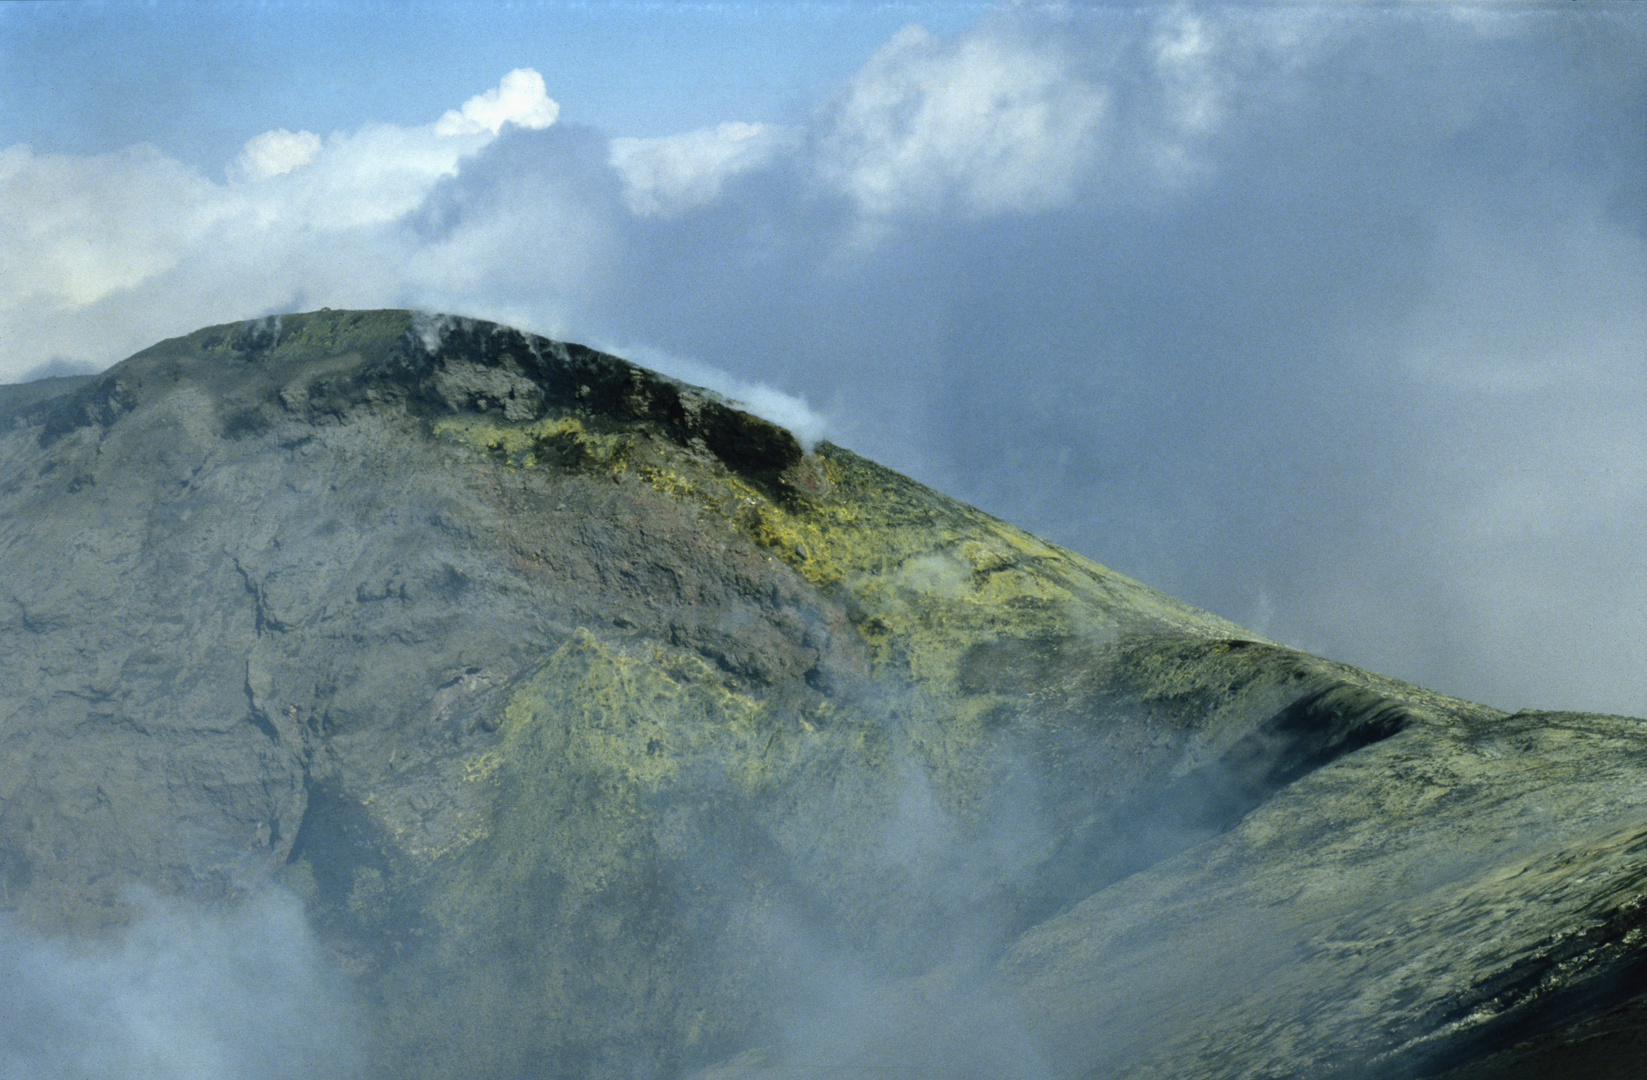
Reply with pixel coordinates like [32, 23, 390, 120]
[2, 0, 1644, 716]
[2, 1, 987, 162]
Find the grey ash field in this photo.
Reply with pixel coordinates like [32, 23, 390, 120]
[2, 308, 1646, 1079]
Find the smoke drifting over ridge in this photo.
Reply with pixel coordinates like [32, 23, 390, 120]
[2, 4, 1643, 718]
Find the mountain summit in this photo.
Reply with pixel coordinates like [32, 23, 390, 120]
[2, 309, 1644, 1079]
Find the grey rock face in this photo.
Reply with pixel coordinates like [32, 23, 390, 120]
[1, 309, 1644, 1079]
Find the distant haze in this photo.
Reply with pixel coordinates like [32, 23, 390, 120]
[1, 2, 1643, 715]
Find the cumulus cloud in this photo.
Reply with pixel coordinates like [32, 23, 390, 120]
[610, 122, 800, 217]
[817, 21, 1109, 217]
[0, 69, 566, 375]
[233, 128, 322, 180]
[0, 143, 222, 310]
[432, 67, 559, 136]
[2, 7, 1643, 716]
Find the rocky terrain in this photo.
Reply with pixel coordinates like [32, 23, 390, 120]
[1, 308, 1643, 1078]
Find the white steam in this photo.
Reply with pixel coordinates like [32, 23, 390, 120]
[701, 750, 1058, 1080]
[0, 889, 363, 1080]
[412, 311, 467, 355]
[614, 343, 831, 451]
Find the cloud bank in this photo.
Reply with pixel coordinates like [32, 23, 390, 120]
[2, 7, 1643, 716]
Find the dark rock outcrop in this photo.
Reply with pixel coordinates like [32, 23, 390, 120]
[1, 309, 1643, 1078]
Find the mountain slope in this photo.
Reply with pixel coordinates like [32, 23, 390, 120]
[1, 309, 1643, 1079]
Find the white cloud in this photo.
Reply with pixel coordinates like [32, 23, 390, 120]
[0, 143, 223, 310]
[610, 121, 800, 216]
[1147, 12, 1226, 181]
[808, 8, 1297, 218]
[229, 69, 558, 232]
[817, 22, 1110, 217]
[432, 68, 559, 136]
[264, 122, 488, 230]
[233, 128, 322, 180]
[0, 69, 569, 379]
[0, 142, 26, 184]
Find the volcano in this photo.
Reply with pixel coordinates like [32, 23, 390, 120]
[2, 309, 1644, 1079]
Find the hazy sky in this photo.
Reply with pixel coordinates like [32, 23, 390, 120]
[2, 1, 1643, 715]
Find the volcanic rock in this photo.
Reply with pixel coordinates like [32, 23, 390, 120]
[1, 309, 1643, 1079]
